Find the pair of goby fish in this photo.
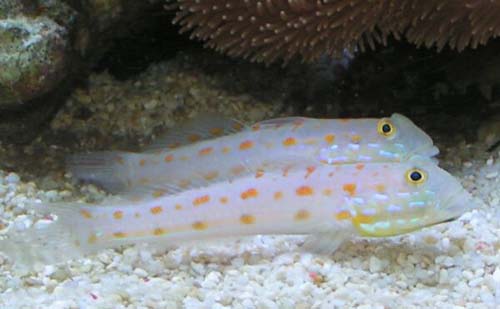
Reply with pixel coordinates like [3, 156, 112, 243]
[0, 113, 473, 269]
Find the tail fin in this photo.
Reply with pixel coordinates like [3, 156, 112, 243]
[66, 151, 133, 193]
[0, 202, 97, 271]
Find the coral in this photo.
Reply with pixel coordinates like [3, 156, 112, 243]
[171, 0, 500, 64]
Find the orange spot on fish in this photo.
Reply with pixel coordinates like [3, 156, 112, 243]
[351, 134, 362, 143]
[375, 184, 386, 193]
[305, 166, 315, 178]
[179, 179, 191, 188]
[296, 186, 314, 196]
[239, 140, 254, 150]
[241, 188, 258, 200]
[232, 123, 244, 131]
[355, 163, 365, 170]
[343, 183, 357, 196]
[164, 154, 174, 162]
[199, 147, 213, 156]
[153, 228, 167, 236]
[175, 204, 183, 210]
[322, 188, 332, 196]
[222, 146, 231, 154]
[193, 195, 210, 206]
[324, 134, 335, 144]
[231, 165, 245, 176]
[168, 142, 181, 149]
[139, 159, 146, 166]
[88, 234, 97, 244]
[80, 210, 92, 219]
[113, 232, 127, 238]
[335, 210, 352, 220]
[188, 134, 201, 142]
[152, 189, 167, 198]
[282, 165, 292, 177]
[150, 206, 163, 215]
[113, 211, 124, 220]
[294, 209, 311, 221]
[255, 169, 264, 178]
[203, 171, 219, 180]
[192, 221, 208, 230]
[209, 127, 223, 136]
[240, 214, 256, 224]
[283, 137, 297, 147]
[219, 196, 228, 204]
[274, 191, 283, 200]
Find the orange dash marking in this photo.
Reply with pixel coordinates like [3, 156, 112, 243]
[231, 165, 245, 176]
[305, 166, 315, 178]
[113, 232, 127, 238]
[255, 169, 264, 178]
[375, 184, 386, 193]
[175, 204, 183, 210]
[239, 140, 254, 150]
[203, 171, 219, 181]
[80, 210, 92, 219]
[152, 189, 167, 198]
[222, 146, 231, 154]
[294, 209, 311, 221]
[210, 127, 223, 136]
[335, 210, 352, 220]
[219, 196, 228, 204]
[193, 195, 210, 206]
[192, 221, 208, 230]
[296, 186, 314, 196]
[351, 134, 362, 143]
[150, 206, 163, 215]
[88, 234, 98, 244]
[274, 191, 283, 200]
[324, 134, 335, 144]
[322, 188, 333, 196]
[199, 147, 213, 156]
[164, 154, 174, 162]
[139, 159, 146, 166]
[343, 183, 357, 196]
[153, 228, 167, 236]
[188, 134, 201, 142]
[241, 188, 259, 200]
[355, 163, 365, 170]
[283, 137, 297, 147]
[240, 214, 256, 225]
[113, 211, 124, 220]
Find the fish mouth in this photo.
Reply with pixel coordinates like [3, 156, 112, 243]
[413, 144, 440, 159]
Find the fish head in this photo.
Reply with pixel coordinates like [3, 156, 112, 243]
[350, 156, 474, 237]
[382, 113, 439, 159]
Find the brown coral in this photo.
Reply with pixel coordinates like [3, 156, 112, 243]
[170, 0, 500, 64]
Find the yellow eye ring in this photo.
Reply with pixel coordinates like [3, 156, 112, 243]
[405, 168, 427, 185]
[377, 118, 396, 138]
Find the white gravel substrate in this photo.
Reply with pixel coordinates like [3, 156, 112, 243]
[0, 53, 499, 308]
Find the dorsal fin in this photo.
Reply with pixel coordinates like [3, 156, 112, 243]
[250, 116, 308, 130]
[144, 113, 247, 152]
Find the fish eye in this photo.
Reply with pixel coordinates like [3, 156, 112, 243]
[405, 168, 426, 184]
[377, 118, 396, 138]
